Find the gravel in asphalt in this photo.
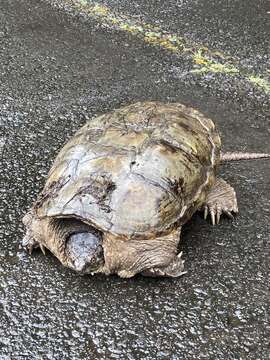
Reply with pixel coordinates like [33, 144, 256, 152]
[0, 0, 269, 359]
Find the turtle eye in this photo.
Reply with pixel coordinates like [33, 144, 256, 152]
[65, 228, 104, 273]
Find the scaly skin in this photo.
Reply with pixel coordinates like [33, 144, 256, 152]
[221, 152, 270, 161]
[23, 102, 268, 278]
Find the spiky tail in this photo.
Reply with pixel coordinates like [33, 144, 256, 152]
[221, 152, 270, 161]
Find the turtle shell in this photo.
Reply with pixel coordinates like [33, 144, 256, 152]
[35, 102, 221, 238]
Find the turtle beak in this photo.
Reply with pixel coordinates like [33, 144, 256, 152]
[65, 231, 104, 274]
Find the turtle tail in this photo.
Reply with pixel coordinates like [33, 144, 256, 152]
[221, 152, 270, 162]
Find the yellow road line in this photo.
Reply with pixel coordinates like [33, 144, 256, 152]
[66, 0, 270, 93]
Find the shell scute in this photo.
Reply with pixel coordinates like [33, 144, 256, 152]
[36, 102, 221, 237]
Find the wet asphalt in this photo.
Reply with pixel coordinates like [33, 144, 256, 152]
[0, 0, 269, 359]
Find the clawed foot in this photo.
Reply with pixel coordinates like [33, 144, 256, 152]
[22, 232, 46, 255]
[142, 252, 187, 278]
[203, 203, 237, 225]
[203, 178, 238, 225]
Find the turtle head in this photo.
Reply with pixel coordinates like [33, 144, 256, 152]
[27, 217, 105, 275]
[65, 227, 104, 274]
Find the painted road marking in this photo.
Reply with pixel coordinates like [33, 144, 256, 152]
[59, 0, 270, 93]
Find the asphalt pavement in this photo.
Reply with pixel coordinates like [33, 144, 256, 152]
[0, 0, 269, 359]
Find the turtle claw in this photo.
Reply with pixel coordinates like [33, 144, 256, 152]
[224, 209, 234, 219]
[202, 178, 238, 225]
[210, 208, 216, 225]
[204, 206, 208, 220]
[40, 244, 46, 255]
[203, 204, 237, 225]
[142, 251, 186, 278]
[23, 232, 45, 255]
[216, 208, 222, 224]
[23, 233, 35, 254]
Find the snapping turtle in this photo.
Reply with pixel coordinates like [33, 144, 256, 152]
[23, 102, 269, 278]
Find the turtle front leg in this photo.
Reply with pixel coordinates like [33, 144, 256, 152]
[22, 212, 47, 255]
[141, 251, 186, 278]
[22, 231, 46, 255]
[202, 178, 238, 225]
[103, 229, 183, 278]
